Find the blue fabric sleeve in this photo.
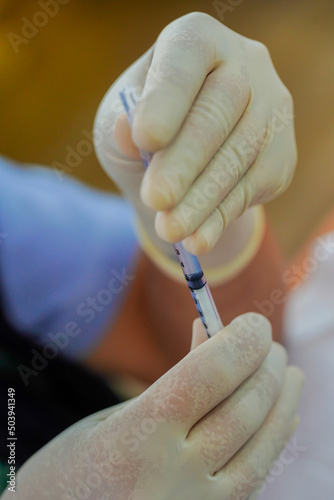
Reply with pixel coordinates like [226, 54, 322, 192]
[0, 157, 139, 359]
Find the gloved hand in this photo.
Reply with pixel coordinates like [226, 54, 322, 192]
[94, 12, 297, 257]
[10, 314, 304, 500]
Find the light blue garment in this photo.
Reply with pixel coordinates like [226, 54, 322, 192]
[0, 157, 138, 358]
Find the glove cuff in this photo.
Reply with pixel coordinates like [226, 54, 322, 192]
[135, 205, 266, 286]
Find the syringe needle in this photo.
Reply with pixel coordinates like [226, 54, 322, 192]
[120, 85, 223, 337]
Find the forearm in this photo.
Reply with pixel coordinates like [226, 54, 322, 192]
[141, 211, 286, 369]
[85, 209, 286, 384]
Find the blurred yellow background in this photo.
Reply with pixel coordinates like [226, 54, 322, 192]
[1, 0, 334, 256]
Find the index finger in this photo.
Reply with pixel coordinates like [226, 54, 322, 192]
[132, 12, 228, 152]
[132, 313, 272, 434]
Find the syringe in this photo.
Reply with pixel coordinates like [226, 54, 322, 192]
[120, 85, 223, 337]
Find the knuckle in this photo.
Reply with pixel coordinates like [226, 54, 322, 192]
[217, 202, 230, 231]
[190, 94, 231, 145]
[209, 208, 225, 238]
[252, 40, 271, 60]
[181, 12, 223, 33]
[159, 11, 213, 42]
[281, 83, 294, 106]
[234, 180, 254, 216]
[235, 121, 261, 162]
[232, 143, 252, 176]
[277, 85, 295, 119]
[157, 12, 221, 61]
[184, 11, 215, 24]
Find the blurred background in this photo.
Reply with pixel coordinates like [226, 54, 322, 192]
[1, 0, 333, 257]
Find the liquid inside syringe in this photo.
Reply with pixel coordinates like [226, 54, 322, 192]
[120, 85, 223, 337]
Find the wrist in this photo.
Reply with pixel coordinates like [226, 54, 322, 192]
[136, 206, 265, 286]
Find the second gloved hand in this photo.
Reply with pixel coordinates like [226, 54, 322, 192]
[11, 314, 304, 500]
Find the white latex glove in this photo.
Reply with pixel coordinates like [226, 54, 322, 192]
[9, 314, 304, 500]
[94, 12, 297, 257]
